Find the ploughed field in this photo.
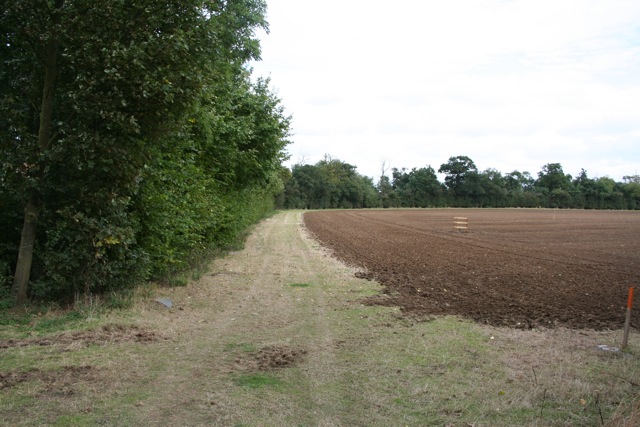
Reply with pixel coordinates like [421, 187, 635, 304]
[304, 209, 640, 330]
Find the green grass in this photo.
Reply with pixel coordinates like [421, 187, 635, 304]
[51, 414, 94, 427]
[0, 308, 88, 339]
[0, 308, 32, 327]
[234, 373, 284, 389]
[31, 311, 83, 333]
[288, 283, 311, 288]
[224, 342, 257, 353]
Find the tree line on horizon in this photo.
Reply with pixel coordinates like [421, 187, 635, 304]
[281, 155, 640, 210]
[1, 0, 290, 305]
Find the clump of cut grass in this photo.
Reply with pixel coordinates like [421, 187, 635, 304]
[288, 283, 311, 288]
[44, 413, 94, 427]
[234, 373, 283, 389]
[224, 342, 257, 353]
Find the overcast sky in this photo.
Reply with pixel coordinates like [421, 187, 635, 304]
[250, 0, 640, 182]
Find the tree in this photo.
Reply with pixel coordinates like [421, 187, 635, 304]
[391, 168, 412, 206]
[620, 178, 640, 209]
[438, 156, 478, 205]
[2, 0, 270, 303]
[478, 169, 507, 207]
[504, 170, 537, 206]
[536, 163, 571, 193]
[536, 163, 573, 207]
[438, 156, 477, 190]
[283, 157, 377, 209]
[392, 166, 443, 207]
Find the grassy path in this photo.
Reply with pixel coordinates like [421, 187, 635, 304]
[1, 211, 639, 426]
[132, 210, 385, 425]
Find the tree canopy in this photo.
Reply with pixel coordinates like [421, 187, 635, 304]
[281, 155, 640, 211]
[283, 156, 377, 209]
[1, 0, 290, 303]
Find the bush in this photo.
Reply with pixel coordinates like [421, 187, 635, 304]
[30, 199, 149, 301]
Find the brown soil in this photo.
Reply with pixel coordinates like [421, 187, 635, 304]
[304, 209, 640, 330]
[0, 366, 98, 394]
[231, 345, 308, 372]
[0, 324, 160, 396]
[0, 324, 162, 350]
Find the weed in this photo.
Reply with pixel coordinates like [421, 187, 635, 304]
[0, 307, 31, 327]
[104, 290, 134, 310]
[32, 310, 83, 333]
[166, 274, 189, 287]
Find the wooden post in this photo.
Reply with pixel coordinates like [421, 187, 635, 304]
[622, 287, 634, 350]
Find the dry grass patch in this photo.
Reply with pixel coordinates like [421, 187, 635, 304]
[0, 324, 162, 350]
[488, 326, 640, 426]
[0, 365, 97, 393]
[0, 316, 167, 426]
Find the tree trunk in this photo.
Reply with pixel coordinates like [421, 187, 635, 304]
[11, 30, 60, 304]
[11, 196, 40, 304]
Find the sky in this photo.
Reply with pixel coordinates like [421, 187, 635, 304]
[250, 0, 640, 182]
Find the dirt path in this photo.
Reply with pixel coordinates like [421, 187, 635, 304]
[127, 210, 388, 425]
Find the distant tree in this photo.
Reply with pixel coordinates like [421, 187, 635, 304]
[572, 169, 590, 208]
[283, 157, 378, 209]
[478, 169, 508, 207]
[438, 156, 477, 191]
[511, 171, 535, 191]
[286, 164, 328, 209]
[274, 166, 292, 209]
[359, 175, 380, 208]
[536, 163, 572, 192]
[438, 156, 479, 206]
[377, 175, 397, 208]
[392, 166, 444, 207]
[595, 177, 621, 209]
[504, 170, 537, 206]
[536, 163, 573, 207]
[282, 155, 639, 211]
[620, 178, 640, 209]
[374, 159, 392, 207]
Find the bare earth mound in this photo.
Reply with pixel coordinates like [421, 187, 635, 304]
[304, 209, 640, 330]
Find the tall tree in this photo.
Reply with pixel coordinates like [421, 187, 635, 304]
[392, 166, 443, 207]
[438, 155, 478, 205]
[283, 157, 377, 209]
[1, 0, 269, 303]
[536, 163, 573, 208]
[620, 176, 640, 209]
[478, 168, 507, 207]
[536, 163, 572, 193]
[377, 175, 396, 208]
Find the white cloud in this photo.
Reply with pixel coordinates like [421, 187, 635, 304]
[251, 0, 640, 181]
